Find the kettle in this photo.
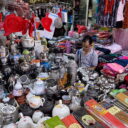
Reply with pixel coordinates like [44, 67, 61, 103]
[26, 93, 45, 109]
[3, 123, 17, 128]
[17, 113, 36, 128]
[32, 110, 44, 123]
[22, 32, 34, 48]
[52, 100, 70, 119]
[31, 79, 46, 95]
[13, 81, 23, 97]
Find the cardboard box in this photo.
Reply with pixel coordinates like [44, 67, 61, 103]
[115, 93, 128, 107]
[85, 99, 127, 128]
[62, 114, 82, 128]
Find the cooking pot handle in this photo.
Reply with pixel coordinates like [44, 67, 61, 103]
[6, 50, 9, 57]
[41, 98, 45, 105]
[32, 40, 35, 48]
[19, 113, 24, 118]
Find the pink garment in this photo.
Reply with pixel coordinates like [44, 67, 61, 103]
[101, 68, 117, 76]
[68, 31, 74, 37]
[116, 0, 125, 21]
[119, 56, 128, 60]
[68, 31, 79, 38]
[112, 29, 128, 50]
[105, 63, 125, 73]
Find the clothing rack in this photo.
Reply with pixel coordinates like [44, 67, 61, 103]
[57, 2, 72, 6]
[30, 2, 72, 9]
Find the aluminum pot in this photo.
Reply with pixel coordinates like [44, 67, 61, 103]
[0, 104, 18, 125]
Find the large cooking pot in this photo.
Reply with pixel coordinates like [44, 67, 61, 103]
[0, 104, 18, 125]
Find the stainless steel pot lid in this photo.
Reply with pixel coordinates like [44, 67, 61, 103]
[1, 105, 16, 114]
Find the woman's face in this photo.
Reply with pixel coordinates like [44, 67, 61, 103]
[82, 40, 92, 52]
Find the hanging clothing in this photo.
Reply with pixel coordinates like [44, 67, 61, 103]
[104, 0, 115, 15]
[96, 0, 120, 27]
[116, 21, 123, 28]
[35, 8, 46, 19]
[116, 0, 125, 22]
[0, 13, 2, 22]
[89, 0, 93, 9]
[123, 1, 128, 28]
[113, 28, 128, 50]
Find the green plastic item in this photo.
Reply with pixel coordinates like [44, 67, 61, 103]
[44, 116, 66, 128]
[110, 89, 127, 97]
[110, 89, 120, 96]
[119, 88, 127, 93]
[23, 49, 30, 55]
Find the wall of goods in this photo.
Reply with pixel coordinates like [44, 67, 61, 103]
[0, 0, 128, 128]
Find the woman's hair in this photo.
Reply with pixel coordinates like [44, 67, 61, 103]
[82, 35, 93, 45]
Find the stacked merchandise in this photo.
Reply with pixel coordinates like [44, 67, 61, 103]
[85, 99, 128, 128]
[96, 0, 128, 50]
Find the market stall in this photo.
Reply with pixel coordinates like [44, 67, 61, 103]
[0, 0, 128, 128]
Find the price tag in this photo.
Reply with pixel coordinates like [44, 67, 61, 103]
[108, 106, 121, 115]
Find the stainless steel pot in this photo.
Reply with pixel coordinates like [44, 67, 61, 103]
[0, 104, 18, 125]
[20, 61, 30, 72]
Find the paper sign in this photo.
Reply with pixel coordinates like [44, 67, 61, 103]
[14, 32, 23, 36]
[42, 28, 55, 39]
[32, 29, 55, 39]
[62, 11, 68, 23]
[38, 13, 57, 39]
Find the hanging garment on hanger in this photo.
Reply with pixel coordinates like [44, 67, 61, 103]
[116, 0, 125, 22]
[104, 0, 115, 15]
[115, 21, 123, 28]
[22, 19, 29, 35]
[41, 14, 53, 32]
[89, 0, 93, 9]
[0, 13, 3, 30]
[96, 0, 120, 27]
[123, 1, 128, 28]
[3, 14, 24, 36]
[0, 13, 2, 22]
[112, 28, 128, 50]
[57, 8, 62, 18]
